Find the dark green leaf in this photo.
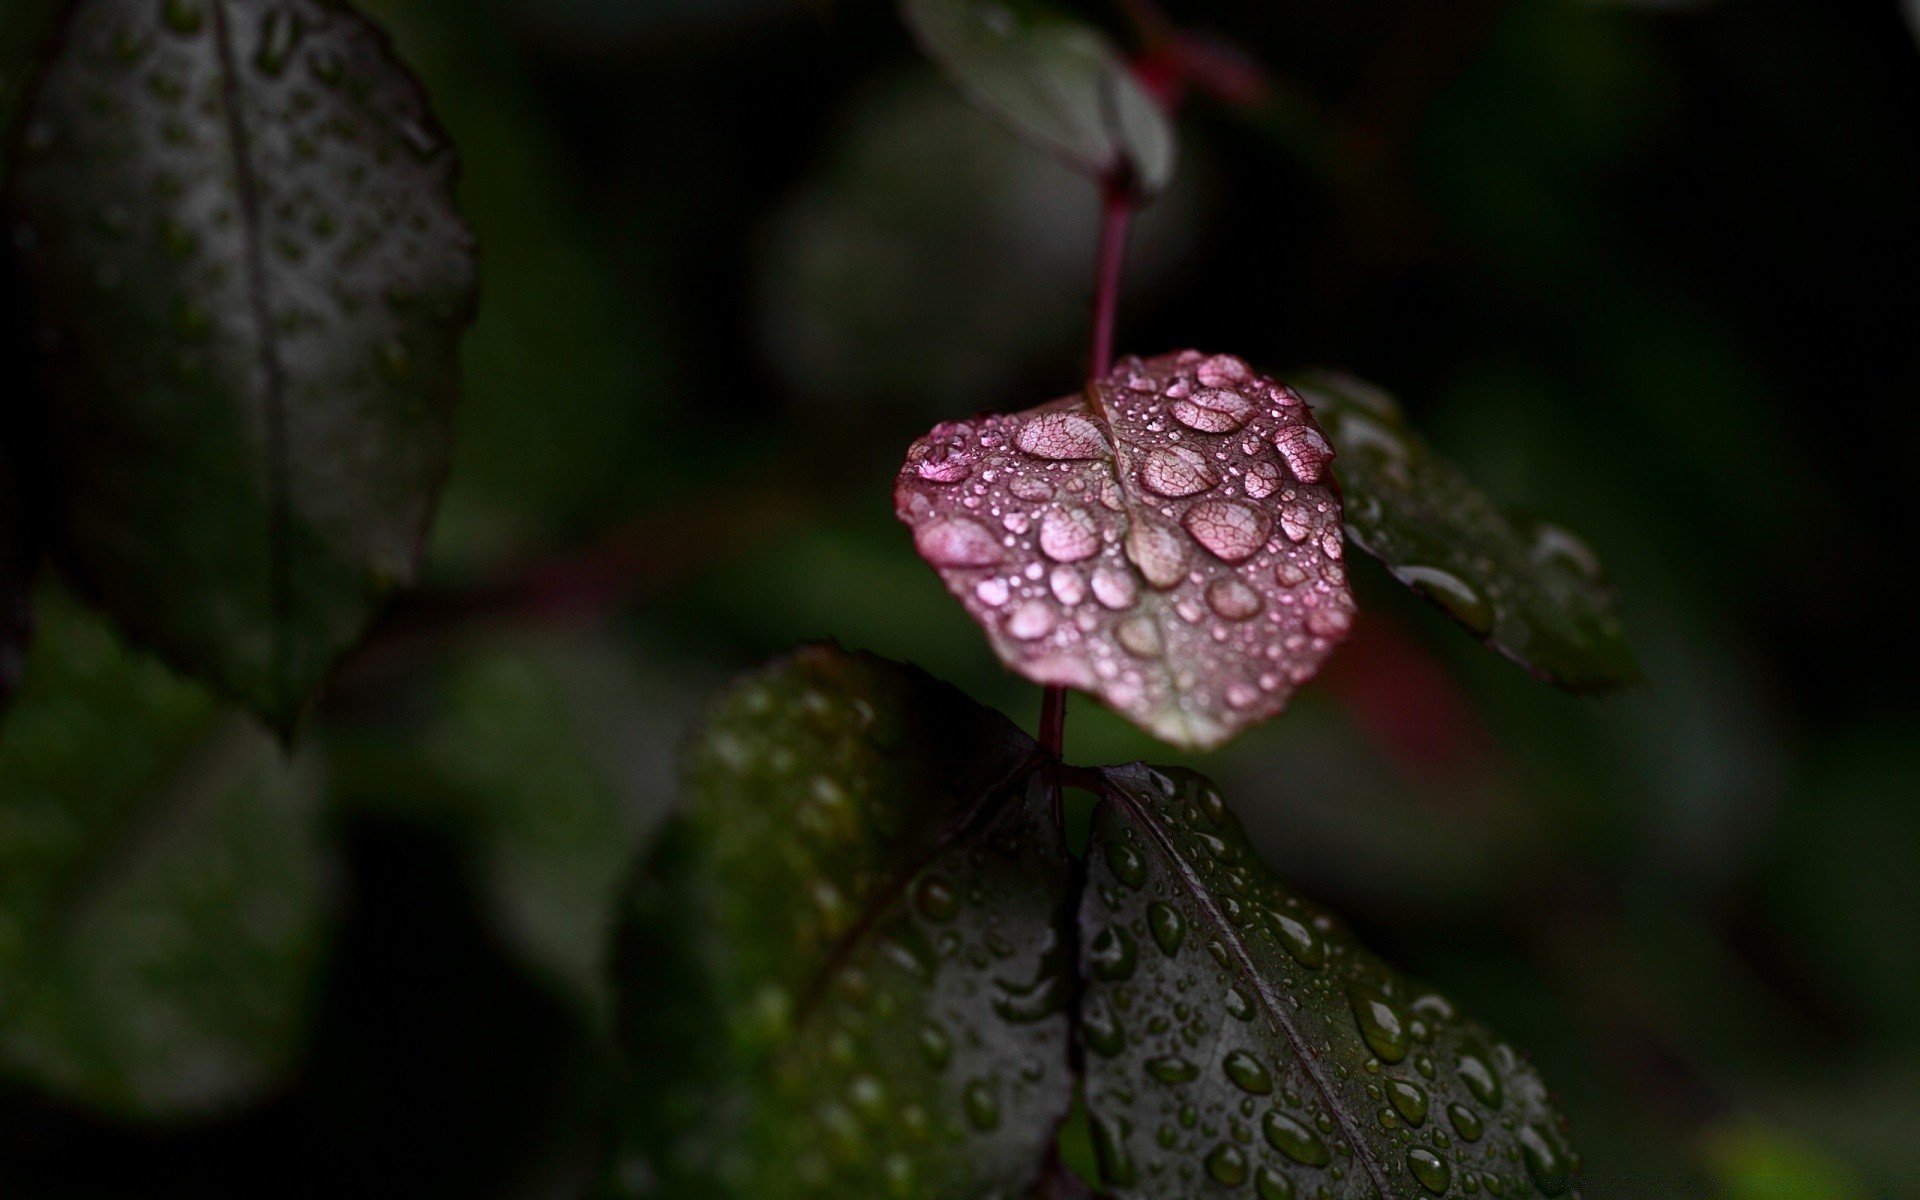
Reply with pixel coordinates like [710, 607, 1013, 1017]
[0, 591, 331, 1118]
[1297, 371, 1640, 691]
[609, 645, 1073, 1199]
[900, 0, 1174, 194]
[1079, 763, 1579, 1198]
[6, 0, 478, 732]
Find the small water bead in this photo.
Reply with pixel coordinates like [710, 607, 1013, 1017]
[1089, 925, 1138, 981]
[1091, 1112, 1138, 1186]
[1104, 838, 1148, 889]
[1447, 1103, 1483, 1141]
[1009, 475, 1053, 501]
[1261, 1111, 1331, 1167]
[1207, 578, 1263, 621]
[1172, 388, 1256, 433]
[1206, 1144, 1250, 1186]
[1184, 500, 1269, 563]
[1140, 445, 1221, 497]
[914, 876, 959, 922]
[1125, 517, 1190, 589]
[1225, 682, 1261, 710]
[1224, 987, 1255, 1021]
[1083, 996, 1127, 1057]
[1265, 910, 1326, 968]
[1385, 1079, 1429, 1126]
[1255, 1165, 1296, 1199]
[1147, 1055, 1201, 1084]
[1039, 506, 1101, 562]
[963, 1079, 1001, 1130]
[1006, 601, 1056, 641]
[918, 1023, 953, 1069]
[1305, 607, 1353, 639]
[1406, 1147, 1452, 1195]
[1049, 565, 1086, 606]
[1273, 425, 1334, 483]
[1527, 519, 1604, 582]
[1016, 410, 1109, 460]
[1347, 985, 1412, 1063]
[1147, 902, 1186, 955]
[1091, 565, 1138, 610]
[1519, 1122, 1573, 1195]
[975, 578, 1009, 606]
[1274, 560, 1308, 588]
[1397, 566, 1495, 636]
[1116, 615, 1162, 659]
[916, 517, 1001, 567]
[1222, 1050, 1273, 1095]
[1244, 459, 1282, 499]
[1196, 353, 1253, 387]
[1456, 1049, 1503, 1108]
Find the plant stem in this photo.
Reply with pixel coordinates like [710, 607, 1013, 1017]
[1042, 179, 1138, 762]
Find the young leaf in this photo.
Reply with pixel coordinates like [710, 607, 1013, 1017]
[1079, 763, 1579, 1198]
[0, 591, 331, 1118]
[900, 0, 1174, 195]
[1298, 371, 1641, 691]
[609, 646, 1074, 1199]
[896, 350, 1357, 751]
[6, 0, 479, 733]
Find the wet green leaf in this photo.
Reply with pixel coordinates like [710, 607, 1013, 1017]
[1079, 763, 1579, 1198]
[608, 645, 1073, 1199]
[6, 0, 478, 732]
[900, 0, 1174, 194]
[1297, 371, 1640, 691]
[0, 591, 331, 1118]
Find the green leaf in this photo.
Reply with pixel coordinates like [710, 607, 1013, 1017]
[0, 591, 331, 1118]
[1079, 763, 1579, 1198]
[1297, 371, 1640, 691]
[609, 645, 1074, 1199]
[6, 0, 479, 732]
[900, 0, 1174, 195]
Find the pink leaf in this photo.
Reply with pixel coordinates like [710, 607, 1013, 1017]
[896, 350, 1356, 750]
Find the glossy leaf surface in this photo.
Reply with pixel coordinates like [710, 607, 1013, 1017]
[900, 0, 1174, 194]
[7, 0, 478, 731]
[1079, 764, 1578, 1198]
[1299, 371, 1640, 691]
[0, 592, 330, 1118]
[897, 350, 1356, 751]
[610, 646, 1073, 1199]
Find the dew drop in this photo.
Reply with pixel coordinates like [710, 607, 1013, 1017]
[1224, 987, 1255, 1021]
[1016, 410, 1109, 460]
[1006, 601, 1055, 641]
[1386, 1079, 1429, 1126]
[915, 517, 1002, 567]
[1172, 388, 1256, 433]
[1528, 519, 1605, 582]
[963, 1079, 1001, 1130]
[1406, 1146, 1451, 1195]
[1265, 910, 1326, 968]
[1039, 506, 1101, 562]
[1141, 445, 1221, 497]
[1089, 925, 1138, 982]
[1273, 425, 1334, 483]
[1520, 1122, 1573, 1195]
[1083, 995, 1127, 1057]
[1244, 459, 1281, 499]
[1305, 607, 1353, 639]
[1397, 566, 1494, 636]
[1223, 1050, 1273, 1095]
[1457, 1049, 1503, 1108]
[1147, 902, 1186, 956]
[1049, 565, 1086, 606]
[1255, 1165, 1295, 1199]
[1279, 503, 1313, 543]
[914, 876, 959, 922]
[1146, 1055, 1200, 1084]
[1091, 1111, 1138, 1186]
[1447, 1102, 1483, 1142]
[1184, 500, 1269, 563]
[1225, 681, 1261, 710]
[1091, 565, 1138, 610]
[1207, 578, 1263, 621]
[910, 427, 979, 482]
[1262, 1110, 1331, 1167]
[1116, 615, 1162, 659]
[1009, 475, 1053, 501]
[1348, 985, 1411, 1063]
[1103, 839, 1147, 889]
[255, 8, 305, 75]
[918, 1023, 952, 1069]
[975, 578, 1009, 607]
[1274, 560, 1308, 587]
[1125, 518, 1189, 589]
[1206, 1144, 1250, 1187]
[1196, 353, 1252, 387]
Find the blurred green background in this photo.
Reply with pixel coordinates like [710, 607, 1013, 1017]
[3, 0, 1918, 1195]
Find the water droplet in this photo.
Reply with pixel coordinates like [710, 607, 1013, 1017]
[1146, 1055, 1200, 1084]
[1407, 1147, 1451, 1195]
[1265, 909, 1325, 967]
[1010, 475, 1053, 501]
[1278, 502, 1313, 543]
[1091, 566, 1139, 611]
[1125, 518, 1189, 589]
[1206, 1144, 1250, 1186]
[1386, 1079, 1428, 1126]
[1116, 615, 1162, 659]
[1255, 1165, 1296, 1199]
[1084, 996, 1126, 1057]
[1244, 459, 1281, 499]
[1223, 1050, 1273, 1095]
[1397, 566, 1494, 636]
[1016, 410, 1109, 460]
[910, 427, 979, 482]
[918, 1023, 952, 1069]
[1447, 1102, 1483, 1141]
[1273, 425, 1334, 483]
[1348, 985, 1411, 1063]
[1224, 988, 1254, 1021]
[916, 517, 1002, 567]
[914, 876, 958, 922]
[1196, 353, 1252, 387]
[1091, 1111, 1137, 1186]
[994, 970, 1065, 1024]
[1173, 388, 1256, 433]
[1519, 1122, 1572, 1195]
[1103, 839, 1147, 888]
[397, 116, 442, 160]
[162, 0, 204, 35]
[1458, 1050, 1503, 1108]
[255, 8, 305, 74]
[1208, 578, 1263, 621]
[976, 578, 1010, 606]
[1527, 519, 1605, 582]
[1147, 902, 1186, 956]
[1195, 782, 1227, 824]
[1184, 500, 1268, 563]
[1305, 607, 1353, 639]
[1049, 565, 1086, 606]
[963, 1079, 1001, 1130]
[1141, 445, 1221, 497]
[1039, 506, 1101, 562]
[1262, 1111, 1331, 1167]
[1006, 601, 1056, 641]
[1089, 925, 1138, 981]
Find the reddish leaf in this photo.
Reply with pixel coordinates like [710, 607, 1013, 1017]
[896, 350, 1355, 750]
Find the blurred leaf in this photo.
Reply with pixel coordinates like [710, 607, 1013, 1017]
[896, 351, 1354, 751]
[1700, 1119, 1870, 1200]
[1080, 763, 1580, 1198]
[608, 646, 1073, 1198]
[0, 592, 331, 1118]
[6, 0, 478, 732]
[900, 0, 1174, 194]
[1297, 371, 1640, 691]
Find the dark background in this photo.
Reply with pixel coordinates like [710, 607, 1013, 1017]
[3, 0, 1918, 1196]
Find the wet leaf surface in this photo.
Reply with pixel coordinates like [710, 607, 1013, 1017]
[897, 350, 1356, 751]
[1079, 763, 1579, 1199]
[0, 591, 331, 1118]
[900, 0, 1174, 194]
[609, 645, 1073, 1199]
[1298, 371, 1640, 691]
[6, 0, 478, 732]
